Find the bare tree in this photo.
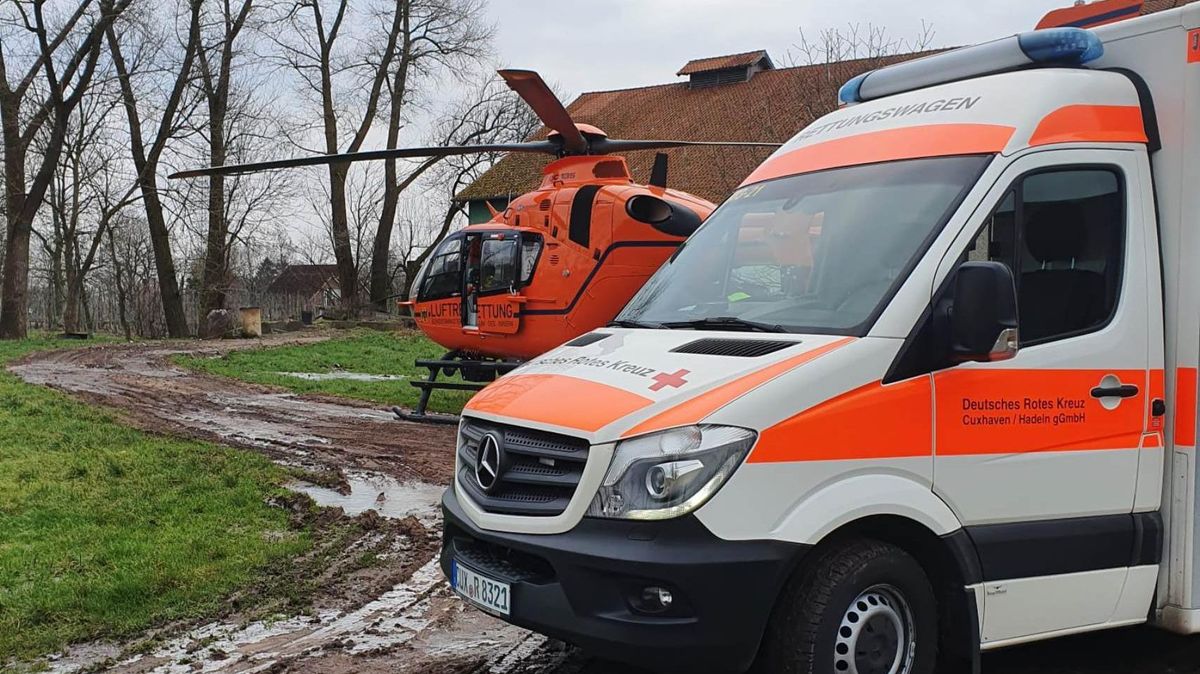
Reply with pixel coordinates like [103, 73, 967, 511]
[268, 0, 489, 315]
[96, 211, 154, 337]
[105, 0, 202, 337]
[32, 78, 138, 334]
[168, 85, 296, 322]
[0, 0, 134, 338]
[307, 161, 379, 294]
[367, 0, 491, 311]
[267, 0, 396, 315]
[192, 0, 254, 327]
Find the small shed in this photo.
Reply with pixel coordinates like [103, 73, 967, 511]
[265, 264, 340, 321]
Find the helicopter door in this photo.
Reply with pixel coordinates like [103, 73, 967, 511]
[462, 235, 482, 328]
[465, 232, 526, 334]
[412, 233, 466, 328]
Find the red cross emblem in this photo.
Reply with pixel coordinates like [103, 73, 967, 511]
[649, 368, 690, 392]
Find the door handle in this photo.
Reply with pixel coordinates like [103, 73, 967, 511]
[1090, 384, 1139, 399]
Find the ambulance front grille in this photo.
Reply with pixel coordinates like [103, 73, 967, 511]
[457, 419, 589, 516]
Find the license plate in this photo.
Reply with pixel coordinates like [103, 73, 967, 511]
[452, 560, 510, 616]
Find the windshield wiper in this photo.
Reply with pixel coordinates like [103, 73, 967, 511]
[660, 316, 790, 333]
[606, 318, 664, 329]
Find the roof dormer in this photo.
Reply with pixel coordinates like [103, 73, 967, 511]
[677, 50, 775, 88]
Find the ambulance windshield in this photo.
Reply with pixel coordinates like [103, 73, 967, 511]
[618, 155, 990, 335]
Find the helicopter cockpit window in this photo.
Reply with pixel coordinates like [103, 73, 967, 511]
[480, 237, 520, 293]
[417, 237, 463, 300]
[617, 155, 992, 335]
[520, 236, 543, 284]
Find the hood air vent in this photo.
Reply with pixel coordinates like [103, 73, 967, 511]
[565, 332, 610, 347]
[671, 338, 797, 357]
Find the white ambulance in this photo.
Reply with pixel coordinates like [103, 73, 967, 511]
[440, 7, 1200, 673]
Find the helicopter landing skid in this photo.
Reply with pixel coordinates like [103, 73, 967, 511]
[393, 356, 520, 425]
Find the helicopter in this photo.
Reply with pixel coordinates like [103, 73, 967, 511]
[171, 69, 778, 421]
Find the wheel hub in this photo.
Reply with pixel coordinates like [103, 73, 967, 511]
[833, 584, 916, 674]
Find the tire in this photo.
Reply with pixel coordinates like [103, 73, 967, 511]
[757, 538, 938, 674]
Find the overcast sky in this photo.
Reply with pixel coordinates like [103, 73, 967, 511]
[485, 0, 1074, 95]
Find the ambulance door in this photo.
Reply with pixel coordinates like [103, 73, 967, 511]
[930, 149, 1157, 645]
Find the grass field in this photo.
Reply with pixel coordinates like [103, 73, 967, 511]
[175, 330, 474, 414]
[0, 337, 309, 662]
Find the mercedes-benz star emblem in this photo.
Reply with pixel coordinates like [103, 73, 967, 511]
[475, 434, 503, 493]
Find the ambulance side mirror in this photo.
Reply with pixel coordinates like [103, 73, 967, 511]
[950, 261, 1019, 363]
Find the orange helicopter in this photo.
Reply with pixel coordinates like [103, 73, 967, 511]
[172, 69, 777, 421]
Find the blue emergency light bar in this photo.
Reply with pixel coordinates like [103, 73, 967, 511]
[838, 28, 1104, 106]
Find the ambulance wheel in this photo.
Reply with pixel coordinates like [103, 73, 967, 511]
[758, 538, 937, 674]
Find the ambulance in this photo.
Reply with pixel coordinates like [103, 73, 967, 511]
[440, 6, 1200, 673]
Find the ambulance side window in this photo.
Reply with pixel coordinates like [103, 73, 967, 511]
[974, 167, 1124, 345]
[969, 192, 1015, 264]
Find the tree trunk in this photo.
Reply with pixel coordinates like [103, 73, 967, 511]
[0, 94, 27, 339]
[143, 176, 190, 335]
[327, 162, 357, 315]
[106, 226, 131, 340]
[199, 177, 229, 320]
[199, 104, 229, 323]
[369, 164, 400, 312]
[62, 271, 83, 334]
[369, 5, 412, 312]
[0, 223, 31, 338]
[49, 217, 64, 328]
[105, 22, 192, 337]
[194, 0, 252, 330]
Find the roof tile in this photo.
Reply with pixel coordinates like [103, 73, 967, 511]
[1142, 0, 1200, 13]
[677, 50, 771, 76]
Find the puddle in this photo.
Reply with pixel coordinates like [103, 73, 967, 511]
[277, 370, 408, 382]
[290, 471, 445, 522]
[42, 559, 541, 674]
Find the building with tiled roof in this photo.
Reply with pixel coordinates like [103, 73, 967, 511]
[267, 264, 339, 296]
[265, 264, 340, 321]
[456, 50, 920, 222]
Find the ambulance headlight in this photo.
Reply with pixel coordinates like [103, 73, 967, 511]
[586, 425, 755, 520]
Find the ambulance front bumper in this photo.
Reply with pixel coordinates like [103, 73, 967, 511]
[440, 488, 808, 673]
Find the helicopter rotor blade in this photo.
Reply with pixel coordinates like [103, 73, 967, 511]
[168, 141, 561, 179]
[497, 69, 587, 154]
[589, 139, 782, 154]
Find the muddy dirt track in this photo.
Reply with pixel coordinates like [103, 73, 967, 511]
[13, 336, 1200, 674]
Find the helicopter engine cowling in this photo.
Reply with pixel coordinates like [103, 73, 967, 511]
[625, 194, 703, 238]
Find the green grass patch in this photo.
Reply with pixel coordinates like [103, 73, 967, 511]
[0, 336, 309, 662]
[175, 331, 473, 414]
